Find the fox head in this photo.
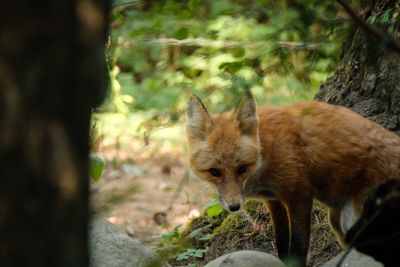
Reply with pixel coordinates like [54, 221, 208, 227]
[186, 91, 261, 212]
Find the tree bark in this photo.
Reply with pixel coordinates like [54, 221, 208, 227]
[0, 1, 109, 266]
[316, 0, 400, 135]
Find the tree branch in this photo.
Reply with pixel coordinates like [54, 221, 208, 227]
[336, 0, 400, 55]
[118, 37, 322, 50]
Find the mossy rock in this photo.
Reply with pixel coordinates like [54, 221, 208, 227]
[158, 200, 342, 266]
[205, 200, 275, 263]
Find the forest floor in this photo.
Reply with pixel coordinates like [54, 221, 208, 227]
[91, 130, 213, 247]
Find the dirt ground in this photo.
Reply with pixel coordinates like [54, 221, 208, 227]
[91, 138, 214, 247]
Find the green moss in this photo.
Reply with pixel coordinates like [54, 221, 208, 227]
[212, 200, 267, 235]
[157, 199, 341, 266]
[204, 200, 275, 262]
[213, 211, 244, 235]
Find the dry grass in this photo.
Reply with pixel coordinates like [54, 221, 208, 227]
[309, 202, 342, 266]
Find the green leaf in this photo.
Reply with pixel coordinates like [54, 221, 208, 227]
[188, 227, 204, 238]
[369, 15, 377, 24]
[206, 204, 224, 218]
[89, 156, 105, 182]
[205, 199, 224, 218]
[174, 27, 189, 40]
[381, 11, 391, 25]
[232, 47, 246, 58]
[176, 248, 208, 261]
[161, 224, 181, 242]
[205, 199, 224, 217]
[205, 198, 220, 208]
[199, 233, 212, 241]
[218, 61, 243, 74]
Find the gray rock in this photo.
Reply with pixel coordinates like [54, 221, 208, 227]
[89, 217, 168, 267]
[203, 250, 285, 267]
[322, 249, 383, 267]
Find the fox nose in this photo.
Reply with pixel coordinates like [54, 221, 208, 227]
[228, 203, 241, 212]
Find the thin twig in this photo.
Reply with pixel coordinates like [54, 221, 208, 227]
[336, 0, 400, 55]
[118, 37, 322, 50]
[167, 170, 189, 211]
[111, 0, 141, 8]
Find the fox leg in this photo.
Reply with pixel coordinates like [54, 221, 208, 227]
[329, 196, 364, 248]
[266, 200, 290, 260]
[328, 207, 346, 248]
[339, 197, 363, 234]
[286, 195, 313, 267]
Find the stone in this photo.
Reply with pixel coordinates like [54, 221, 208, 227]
[203, 250, 285, 267]
[322, 249, 383, 267]
[89, 217, 168, 267]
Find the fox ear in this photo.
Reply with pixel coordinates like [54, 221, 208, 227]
[235, 91, 258, 136]
[186, 95, 212, 142]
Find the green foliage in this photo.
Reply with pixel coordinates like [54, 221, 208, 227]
[89, 156, 105, 182]
[156, 205, 228, 265]
[157, 223, 210, 263]
[176, 248, 208, 261]
[161, 224, 182, 243]
[205, 198, 224, 218]
[104, 0, 345, 127]
[368, 8, 395, 27]
[199, 233, 212, 241]
[155, 200, 274, 266]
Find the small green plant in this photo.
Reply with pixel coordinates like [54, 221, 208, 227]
[199, 233, 212, 241]
[161, 224, 182, 243]
[205, 198, 224, 218]
[156, 208, 224, 265]
[89, 155, 105, 182]
[156, 198, 230, 265]
[176, 248, 208, 261]
[368, 8, 394, 26]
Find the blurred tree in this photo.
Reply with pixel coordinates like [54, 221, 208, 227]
[316, 0, 400, 134]
[0, 1, 109, 266]
[107, 0, 346, 126]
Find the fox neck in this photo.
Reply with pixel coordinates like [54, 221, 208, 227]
[243, 160, 279, 199]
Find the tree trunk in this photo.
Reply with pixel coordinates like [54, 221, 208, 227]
[316, 0, 400, 135]
[0, 1, 109, 266]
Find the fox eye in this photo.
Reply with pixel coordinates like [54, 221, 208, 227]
[208, 168, 221, 177]
[237, 164, 247, 175]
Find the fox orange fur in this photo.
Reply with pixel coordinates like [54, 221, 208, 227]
[186, 91, 400, 266]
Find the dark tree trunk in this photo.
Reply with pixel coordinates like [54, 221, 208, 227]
[0, 1, 109, 266]
[316, 0, 400, 134]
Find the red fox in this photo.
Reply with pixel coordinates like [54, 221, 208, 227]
[186, 91, 400, 266]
